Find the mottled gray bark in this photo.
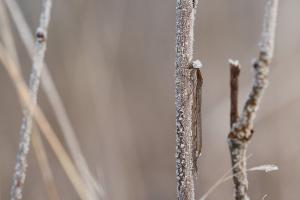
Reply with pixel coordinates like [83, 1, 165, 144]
[175, 0, 203, 199]
[228, 140, 249, 200]
[228, 0, 279, 199]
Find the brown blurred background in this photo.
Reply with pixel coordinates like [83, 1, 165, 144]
[0, 0, 300, 199]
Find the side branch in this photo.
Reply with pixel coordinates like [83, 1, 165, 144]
[227, 1, 279, 200]
[230, 0, 279, 142]
[228, 60, 249, 200]
[229, 60, 240, 127]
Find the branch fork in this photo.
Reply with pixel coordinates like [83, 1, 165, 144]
[227, 1, 279, 199]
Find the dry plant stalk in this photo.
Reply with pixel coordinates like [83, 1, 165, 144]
[4, 0, 104, 198]
[0, 1, 89, 197]
[31, 127, 60, 200]
[199, 155, 278, 200]
[0, 1, 59, 199]
[10, 0, 53, 199]
[228, 0, 279, 199]
[175, 0, 203, 199]
[0, 43, 89, 200]
[0, 0, 20, 68]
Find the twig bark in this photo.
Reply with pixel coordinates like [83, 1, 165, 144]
[230, 60, 240, 127]
[0, 0, 90, 197]
[175, 0, 203, 199]
[10, 1, 52, 199]
[4, 1, 104, 198]
[228, 60, 248, 200]
[0, 43, 89, 200]
[227, 0, 279, 199]
[0, 2, 59, 199]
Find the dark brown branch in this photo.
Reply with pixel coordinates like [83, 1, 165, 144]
[230, 60, 240, 128]
[228, 60, 248, 200]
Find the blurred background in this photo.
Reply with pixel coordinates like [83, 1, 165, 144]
[0, 0, 299, 199]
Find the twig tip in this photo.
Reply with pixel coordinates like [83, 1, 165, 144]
[228, 59, 240, 67]
[192, 59, 203, 69]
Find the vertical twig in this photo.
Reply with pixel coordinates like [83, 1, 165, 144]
[0, 0, 91, 197]
[10, 0, 53, 199]
[228, 60, 248, 200]
[0, 2, 59, 199]
[0, 43, 89, 200]
[228, 0, 279, 199]
[230, 60, 240, 127]
[4, 1, 104, 198]
[175, 0, 203, 199]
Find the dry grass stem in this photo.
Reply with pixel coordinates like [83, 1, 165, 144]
[0, 44, 89, 200]
[0, 0, 20, 69]
[4, 0, 104, 198]
[32, 128, 60, 200]
[0, 2, 59, 199]
[199, 154, 252, 200]
[200, 154, 278, 200]
[10, 0, 53, 199]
